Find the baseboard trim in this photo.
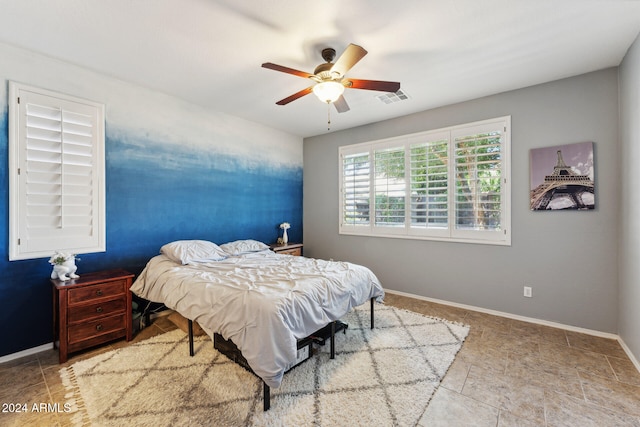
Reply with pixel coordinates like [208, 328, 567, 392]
[618, 337, 640, 374]
[0, 309, 174, 365]
[384, 288, 640, 372]
[2, 293, 638, 374]
[0, 342, 53, 364]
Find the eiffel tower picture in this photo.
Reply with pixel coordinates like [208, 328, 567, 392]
[530, 142, 595, 210]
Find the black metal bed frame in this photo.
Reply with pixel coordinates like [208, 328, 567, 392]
[187, 297, 376, 411]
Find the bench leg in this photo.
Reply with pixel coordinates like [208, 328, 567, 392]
[188, 319, 194, 356]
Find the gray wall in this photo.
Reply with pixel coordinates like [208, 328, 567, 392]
[304, 68, 620, 333]
[619, 34, 640, 359]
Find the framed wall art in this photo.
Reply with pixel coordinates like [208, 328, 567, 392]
[530, 141, 595, 210]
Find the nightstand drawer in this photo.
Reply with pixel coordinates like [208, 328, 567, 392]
[68, 313, 126, 344]
[68, 297, 126, 323]
[270, 243, 303, 256]
[278, 247, 302, 256]
[68, 280, 127, 304]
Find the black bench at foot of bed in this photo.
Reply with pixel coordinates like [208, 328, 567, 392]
[187, 297, 376, 411]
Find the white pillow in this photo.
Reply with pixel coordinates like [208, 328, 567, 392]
[220, 239, 270, 256]
[160, 240, 227, 264]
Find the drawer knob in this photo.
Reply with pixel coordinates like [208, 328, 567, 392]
[96, 290, 103, 296]
[96, 307, 103, 313]
[96, 324, 103, 331]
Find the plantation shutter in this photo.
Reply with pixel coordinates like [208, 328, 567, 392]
[339, 116, 510, 245]
[373, 146, 406, 230]
[452, 122, 505, 240]
[9, 82, 105, 260]
[409, 133, 449, 231]
[341, 150, 371, 228]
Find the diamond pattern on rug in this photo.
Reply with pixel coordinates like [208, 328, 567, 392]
[60, 303, 468, 427]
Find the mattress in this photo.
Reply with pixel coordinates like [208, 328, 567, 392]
[130, 249, 384, 388]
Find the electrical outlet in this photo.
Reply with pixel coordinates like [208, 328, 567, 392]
[524, 286, 532, 298]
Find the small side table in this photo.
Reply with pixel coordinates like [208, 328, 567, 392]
[269, 242, 303, 256]
[52, 269, 134, 363]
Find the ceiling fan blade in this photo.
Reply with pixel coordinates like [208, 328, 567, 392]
[262, 62, 315, 79]
[275, 86, 314, 105]
[331, 44, 368, 77]
[346, 78, 400, 93]
[334, 95, 350, 113]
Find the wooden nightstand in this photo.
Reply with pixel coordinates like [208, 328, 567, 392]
[52, 269, 134, 363]
[270, 243, 303, 256]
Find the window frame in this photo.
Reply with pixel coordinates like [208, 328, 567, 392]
[339, 116, 511, 246]
[8, 82, 106, 261]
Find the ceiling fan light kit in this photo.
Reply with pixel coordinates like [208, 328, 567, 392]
[312, 80, 345, 103]
[262, 43, 401, 116]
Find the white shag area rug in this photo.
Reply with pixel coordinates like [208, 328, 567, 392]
[60, 304, 468, 426]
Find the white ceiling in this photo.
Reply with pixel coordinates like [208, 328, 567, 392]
[1, 0, 639, 138]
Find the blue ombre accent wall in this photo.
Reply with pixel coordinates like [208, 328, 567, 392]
[102, 132, 302, 267]
[0, 43, 303, 358]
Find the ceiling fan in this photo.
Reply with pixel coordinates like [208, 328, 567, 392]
[262, 43, 400, 113]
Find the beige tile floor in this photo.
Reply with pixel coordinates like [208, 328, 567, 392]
[1, 293, 639, 426]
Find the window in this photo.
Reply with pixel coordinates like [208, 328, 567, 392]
[374, 145, 405, 230]
[342, 151, 370, 227]
[339, 116, 510, 245]
[9, 82, 106, 260]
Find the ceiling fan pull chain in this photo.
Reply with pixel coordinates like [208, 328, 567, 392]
[327, 101, 331, 131]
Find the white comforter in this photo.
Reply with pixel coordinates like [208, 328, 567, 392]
[130, 250, 384, 388]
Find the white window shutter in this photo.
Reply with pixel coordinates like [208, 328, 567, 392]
[409, 133, 450, 231]
[9, 82, 105, 260]
[338, 116, 510, 245]
[451, 121, 507, 242]
[341, 150, 371, 229]
[373, 145, 406, 232]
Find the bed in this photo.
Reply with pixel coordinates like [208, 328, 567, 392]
[130, 239, 385, 407]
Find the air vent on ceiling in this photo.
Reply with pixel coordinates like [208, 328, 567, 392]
[376, 89, 410, 104]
